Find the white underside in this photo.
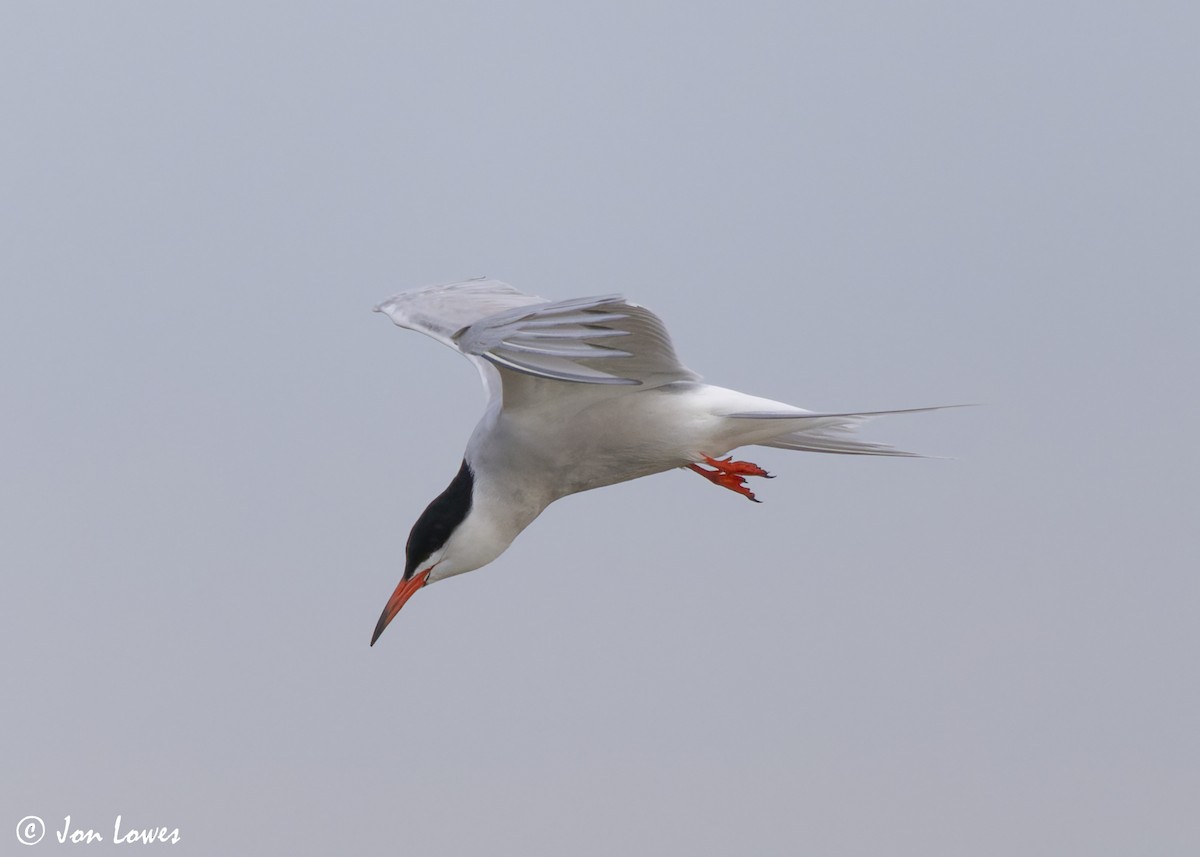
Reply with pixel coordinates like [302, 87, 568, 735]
[471, 382, 820, 495]
[428, 381, 903, 582]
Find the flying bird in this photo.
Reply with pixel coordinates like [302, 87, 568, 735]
[371, 278, 939, 645]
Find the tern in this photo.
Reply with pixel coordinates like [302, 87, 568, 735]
[370, 278, 941, 645]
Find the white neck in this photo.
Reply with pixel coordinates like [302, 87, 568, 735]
[429, 470, 549, 582]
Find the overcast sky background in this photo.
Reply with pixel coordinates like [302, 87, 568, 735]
[3, 2, 1197, 855]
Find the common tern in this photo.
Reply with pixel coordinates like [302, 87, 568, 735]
[370, 278, 941, 645]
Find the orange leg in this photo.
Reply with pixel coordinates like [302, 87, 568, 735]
[687, 455, 774, 503]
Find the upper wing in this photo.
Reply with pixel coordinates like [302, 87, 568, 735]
[454, 290, 698, 387]
[373, 278, 547, 350]
[374, 278, 699, 406]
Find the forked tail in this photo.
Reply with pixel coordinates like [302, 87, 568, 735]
[729, 405, 962, 458]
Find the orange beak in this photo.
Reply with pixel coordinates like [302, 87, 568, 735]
[370, 568, 431, 646]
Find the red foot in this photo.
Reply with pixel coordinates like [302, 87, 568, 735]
[688, 455, 774, 502]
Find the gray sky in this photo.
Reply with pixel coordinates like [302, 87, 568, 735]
[3, 2, 1197, 855]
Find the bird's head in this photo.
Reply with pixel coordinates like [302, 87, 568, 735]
[370, 459, 474, 646]
[370, 457, 545, 646]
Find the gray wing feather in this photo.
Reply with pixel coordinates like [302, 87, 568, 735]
[454, 292, 697, 386]
[374, 278, 547, 349]
[375, 279, 698, 406]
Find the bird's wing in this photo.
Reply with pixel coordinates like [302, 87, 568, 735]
[373, 278, 547, 350]
[453, 290, 698, 387]
[375, 278, 699, 406]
